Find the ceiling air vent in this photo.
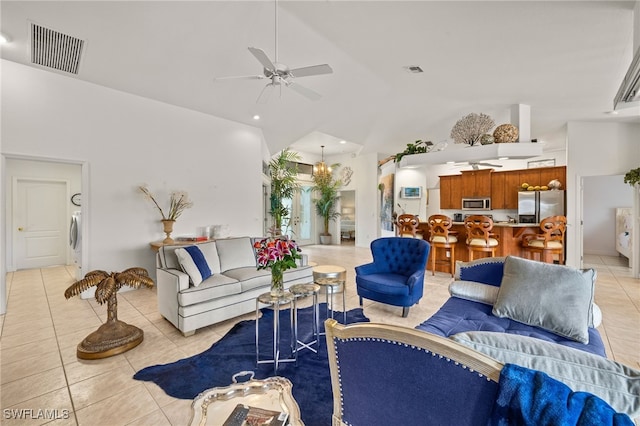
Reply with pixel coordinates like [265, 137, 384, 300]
[30, 23, 84, 75]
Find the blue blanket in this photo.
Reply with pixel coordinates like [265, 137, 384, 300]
[490, 364, 633, 426]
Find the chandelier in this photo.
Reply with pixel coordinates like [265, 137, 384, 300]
[314, 145, 332, 178]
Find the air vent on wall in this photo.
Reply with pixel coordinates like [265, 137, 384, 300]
[30, 23, 84, 75]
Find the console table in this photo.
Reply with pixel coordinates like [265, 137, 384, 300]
[149, 239, 211, 252]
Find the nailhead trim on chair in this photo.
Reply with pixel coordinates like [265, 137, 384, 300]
[333, 335, 493, 419]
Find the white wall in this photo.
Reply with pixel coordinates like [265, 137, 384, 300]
[583, 174, 633, 257]
[566, 121, 640, 269]
[1, 60, 265, 289]
[395, 167, 428, 219]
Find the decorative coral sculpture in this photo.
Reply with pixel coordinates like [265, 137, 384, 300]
[64, 268, 154, 359]
[450, 113, 495, 146]
[493, 124, 519, 143]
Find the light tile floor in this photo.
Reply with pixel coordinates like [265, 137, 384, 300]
[0, 247, 638, 425]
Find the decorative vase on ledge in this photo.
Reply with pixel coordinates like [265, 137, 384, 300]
[161, 219, 175, 244]
[270, 268, 284, 297]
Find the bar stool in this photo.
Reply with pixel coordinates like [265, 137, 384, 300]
[464, 215, 499, 261]
[522, 215, 566, 264]
[427, 214, 457, 276]
[396, 214, 422, 238]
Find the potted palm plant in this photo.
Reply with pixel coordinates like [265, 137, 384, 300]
[269, 148, 301, 235]
[312, 161, 342, 245]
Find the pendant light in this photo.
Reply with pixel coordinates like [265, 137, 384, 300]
[314, 145, 332, 178]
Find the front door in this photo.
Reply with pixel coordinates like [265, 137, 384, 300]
[14, 178, 68, 269]
[283, 184, 314, 246]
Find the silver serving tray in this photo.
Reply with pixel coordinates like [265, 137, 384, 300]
[189, 371, 304, 426]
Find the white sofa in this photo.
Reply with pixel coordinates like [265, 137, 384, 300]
[156, 236, 313, 336]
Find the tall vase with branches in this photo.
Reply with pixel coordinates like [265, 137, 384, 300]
[313, 163, 342, 244]
[269, 148, 301, 235]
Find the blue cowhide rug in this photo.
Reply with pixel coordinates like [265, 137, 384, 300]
[133, 303, 369, 425]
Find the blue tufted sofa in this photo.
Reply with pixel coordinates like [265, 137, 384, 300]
[355, 237, 430, 317]
[414, 256, 640, 419]
[416, 256, 606, 356]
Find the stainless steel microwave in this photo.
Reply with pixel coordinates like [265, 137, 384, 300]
[462, 198, 491, 210]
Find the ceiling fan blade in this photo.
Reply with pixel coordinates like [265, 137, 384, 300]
[287, 81, 322, 101]
[289, 64, 333, 78]
[214, 75, 265, 82]
[248, 47, 276, 72]
[257, 83, 275, 104]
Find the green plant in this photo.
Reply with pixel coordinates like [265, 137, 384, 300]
[393, 140, 433, 163]
[624, 167, 640, 187]
[269, 149, 301, 234]
[312, 165, 342, 236]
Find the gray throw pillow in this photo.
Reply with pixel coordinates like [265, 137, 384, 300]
[215, 237, 257, 272]
[450, 331, 640, 417]
[492, 256, 595, 344]
[448, 280, 500, 305]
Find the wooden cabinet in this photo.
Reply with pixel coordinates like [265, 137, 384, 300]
[504, 171, 521, 209]
[440, 166, 566, 211]
[509, 166, 567, 209]
[491, 172, 505, 209]
[540, 166, 566, 190]
[439, 174, 462, 209]
[518, 166, 566, 190]
[460, 169, 492, 198]
[518, 169, 541, 189]
[492, 170, 522, 210]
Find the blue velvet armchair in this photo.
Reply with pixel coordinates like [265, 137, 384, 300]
[355, 237, 430, 317]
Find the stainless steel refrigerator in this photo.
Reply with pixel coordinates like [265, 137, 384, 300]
[518, 190, 565, 223]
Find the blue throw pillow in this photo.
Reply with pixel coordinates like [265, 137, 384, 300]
[175, 246, 212, 286]
[455, 257, 506, 287]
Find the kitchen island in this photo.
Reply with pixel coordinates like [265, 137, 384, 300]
[418, 221, 545, 273]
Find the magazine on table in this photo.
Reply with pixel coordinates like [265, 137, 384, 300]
[222, 403, 288, 426]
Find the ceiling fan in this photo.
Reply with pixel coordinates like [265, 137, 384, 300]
[454, 162, 504, 170]
[214, 1, 333, 103]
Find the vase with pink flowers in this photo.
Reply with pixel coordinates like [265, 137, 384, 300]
[254, 237, 302, 297]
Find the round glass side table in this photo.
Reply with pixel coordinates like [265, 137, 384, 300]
[315, 277, 347, 326]
[255, 291, 295, 373]
[288, 283, 320, 357]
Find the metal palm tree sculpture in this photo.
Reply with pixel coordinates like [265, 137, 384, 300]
[64, 267, 154, 359]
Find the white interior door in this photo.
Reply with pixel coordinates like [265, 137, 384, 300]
[13, 178, 68, 269]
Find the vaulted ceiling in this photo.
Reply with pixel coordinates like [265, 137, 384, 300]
[2, 1, 638, 158]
